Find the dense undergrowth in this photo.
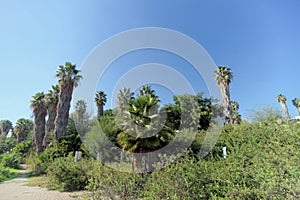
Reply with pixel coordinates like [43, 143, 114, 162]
[23, 121, 300, 199]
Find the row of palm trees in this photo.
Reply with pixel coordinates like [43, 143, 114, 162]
[30, 62, 82, 153]
[30, 62, 110, 153]
[276, 94, 300, 120]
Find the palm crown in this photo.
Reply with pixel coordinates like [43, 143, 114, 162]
[277, 94, 287, 103]
[215, 66, 233, 85]
[95, 91, 107, 106]
[56, 62, 82, 87]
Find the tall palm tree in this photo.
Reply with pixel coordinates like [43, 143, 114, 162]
[0, 120, 13, 138]
[54, 62, 82, 140]
[117, 87, 134, 113]
[292, 98, 300, 115]
[277, 94, 290, 120]
[13, 118, 33, 143]
[95, 91, 107, 119]
[30, 92, 47, 153]
[44, 85, 59, 146]
[214, 66, 233, 124]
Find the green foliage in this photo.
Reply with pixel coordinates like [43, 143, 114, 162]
[83, 122, 299, 199]
[0, 165, 15, 182]
[84, 115, 120, 161]
[249, 106, 282, 123]
[47, 155, 89, 191]
[0, 153, 21, 169]
[86, 161, 147, 199]
[0, 137, 17, 154]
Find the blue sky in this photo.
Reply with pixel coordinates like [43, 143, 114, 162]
[1, 0, 300, 124]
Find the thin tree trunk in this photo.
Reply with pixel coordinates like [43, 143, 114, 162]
[280, 102, 290, 120]
[220, 83, 232, 123]
[297, 107, 300, 116]
[54, 82, 73, 140]
[44, 102, 57, 147]
[97, 104, 104, 119]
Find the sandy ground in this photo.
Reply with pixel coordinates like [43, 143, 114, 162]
[0, 166, 87, 200]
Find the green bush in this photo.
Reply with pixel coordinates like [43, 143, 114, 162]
[0, 165, 11, 182]
[25, 152, 48, 175]
[84, 122, 300, 199]
[0, 153, 21, 169]
[46, 154, 89, 191]
[86, 161, 146, 199]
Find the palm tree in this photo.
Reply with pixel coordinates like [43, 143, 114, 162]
[30, 92, 47, 153]
[75, 100, 87, 121]
[13, 118, 33, 143]
[231, 101, 241, 124]
[214, 66, 233, 124]
[44, 85, 59, 146]
[292, 98, 300, 115]
[54, 62, 82, 140]
[277, 94, 290, 120]
[0, 120, 13, 138]
[95, 91, 107, 119]
[117, 87, 134, 113]
[117, 85, 172, 173]
[73, 100, 90, 137]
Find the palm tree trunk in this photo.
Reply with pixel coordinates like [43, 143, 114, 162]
[220, 83, 232, 123]
[33, 108, 46, 153]
[44, 102, 57, 147]
[280, 102, 290, 120]
[54, 83, 73, 140]
[97, 104, 104, 119]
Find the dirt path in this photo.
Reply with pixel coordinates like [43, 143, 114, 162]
[0, 165, 86, 200]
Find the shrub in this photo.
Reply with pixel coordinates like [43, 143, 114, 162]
[0, 153, 21, 169]
[46, 154, 90, 191]
[86, 161, 146, 199]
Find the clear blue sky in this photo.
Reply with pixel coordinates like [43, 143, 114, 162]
[1, 0, 300, 124]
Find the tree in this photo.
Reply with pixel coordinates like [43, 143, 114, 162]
[95, 91, 107, 119]
[54, 62, 82, 140]
[44, 85, 59, 147]
[13, 118, 33, 143]
[277, 94, 290, 120]
[164, 93, 213, 131]
[292, 98, 300, 115]
[214, 66, 233, 123]
[30, 92, 47, 153]
[231, 101, 241, 124]
[117, 85, 173, 173]
[73, 100, 89, 137]
[0, 120, 13, 138]
[117, 87, 134, 113]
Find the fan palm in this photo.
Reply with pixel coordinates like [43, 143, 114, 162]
[30, 92, 47, 153]
[292, 98, 300, 115]
[14, 118, 33, 143]
[0, 120, 13, 138]
[54, 62, 82, 140]
[117, 86, 172, 173]
[95, 91, 107, 119]
[277, 94, 290, 120]
[214, 66, 233, 123]
[117, 87, 134, 113]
